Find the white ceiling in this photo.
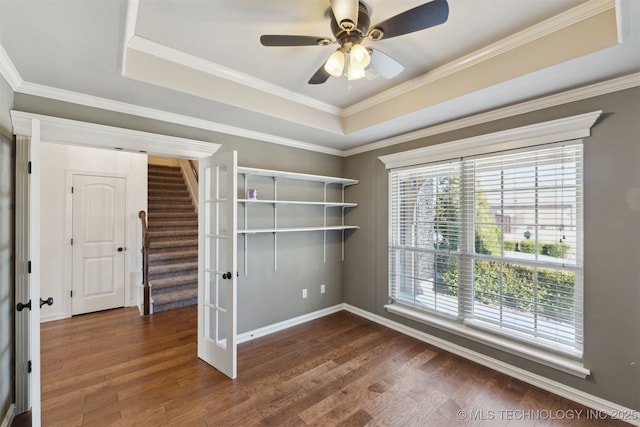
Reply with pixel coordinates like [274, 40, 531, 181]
[0, 0, 638, 154]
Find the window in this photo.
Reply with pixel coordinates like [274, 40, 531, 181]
[388, 143, 583, 361]
[381, 111, 601, 376]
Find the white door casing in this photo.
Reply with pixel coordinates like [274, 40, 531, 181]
[72, 175, 127, 315]
[11, 111, 221, 426]
[29, 124, 42, 427]
[198, 151, 238, 379]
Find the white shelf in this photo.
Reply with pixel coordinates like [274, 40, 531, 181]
[238, 199, 357, 208]
[237, 165, 358, 274]
[238, 166, 358, 186]
[238, 225, 359, 234]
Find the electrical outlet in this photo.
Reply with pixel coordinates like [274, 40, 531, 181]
[320, 284, 326, 294]
[302, 289, 308, 299]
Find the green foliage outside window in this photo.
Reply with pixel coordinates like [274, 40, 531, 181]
[437, 183, 575, 322]
[442, 262, 575, 321]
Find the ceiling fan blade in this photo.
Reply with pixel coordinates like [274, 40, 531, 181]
[260, 35, 329, 47]
[370, 0, 449, 40]
[367, 48, 404, 79]
[308, 63, 331, 85]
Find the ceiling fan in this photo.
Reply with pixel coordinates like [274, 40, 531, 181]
[260, 0, 449, 84]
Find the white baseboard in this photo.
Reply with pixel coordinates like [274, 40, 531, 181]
[40, 312, 66, 323]
[237, 304, 345, 344]
[1, 404, 15, 427]
[343, 304, 639, 426]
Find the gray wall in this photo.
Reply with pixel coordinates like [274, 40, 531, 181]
[13, 94, 347, 333]
[12, 87, 640, 410]
[0, 73, 15, 420]
[343, 87, 640, 410]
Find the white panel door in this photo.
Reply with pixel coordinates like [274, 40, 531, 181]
[72, 175, 126, 315]
[198, 151, 238, 379]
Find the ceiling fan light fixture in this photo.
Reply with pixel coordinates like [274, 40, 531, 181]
[330, 0, 359, 31]
[324, 50, 345, 77]
[349, 43, 370, 68]
[347, 62, 366, 81]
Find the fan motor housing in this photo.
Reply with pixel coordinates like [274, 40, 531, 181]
[330, 2, 371, 41]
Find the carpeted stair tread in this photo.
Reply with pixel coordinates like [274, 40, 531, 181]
[149, 224, 198, 234]
[149, 197, 193, 204]
[152, 288, 198, 312]
[149, 249, 198, 262]
[151, 271, 197, 286]
[149, 175, 184, 183]
[149, 274, 198, 295]
[153, 289, 197, 305]
[149, 213, 197, 222]
[148, 261, 197, 276]
[148, 204, 195, 212]
[150, 219, 198, 227]
[149, 226, 197, 234]
[148, 189, 189, 196]
[148, 229, 197, 240]
[148, 167, 182, 176]
[148, 181, 188, 189]
[149, 239, 197, 250]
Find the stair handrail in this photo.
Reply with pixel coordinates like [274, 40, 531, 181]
[189, 159, 198, 181]
[139, 210, 151, 315]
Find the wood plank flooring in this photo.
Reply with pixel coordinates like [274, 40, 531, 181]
[40, 306, 629, 426]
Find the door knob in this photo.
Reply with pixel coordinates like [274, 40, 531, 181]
[40, 297, 54, 308]
[117, 247, 124, 252]
[16, 300, 31, 312]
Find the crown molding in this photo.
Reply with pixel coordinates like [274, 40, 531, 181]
[8, 72, 638, 159]
[0, 35, 343, 156]
[0, 43, 21, 90]
[344, 73, 640, 157]
[344, 0, 617, 117]
[119, 0, 139, 75]
[14, 81, 343, 156]
[127, 36, 342, 117]
[2, 27, 637, 161]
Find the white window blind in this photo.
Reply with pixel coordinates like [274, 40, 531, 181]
[389, 143, 583, 355]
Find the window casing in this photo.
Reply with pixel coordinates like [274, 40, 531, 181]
[389, 143, 583, 357]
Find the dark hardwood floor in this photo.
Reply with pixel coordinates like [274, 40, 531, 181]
[39, 306, 628, 426]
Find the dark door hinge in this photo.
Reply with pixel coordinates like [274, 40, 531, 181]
[28, 261, 31, 274]
[70, 290, 73, 298]
[27, 360, 32, 374]
[70, 238, 73, 246]
[28, 161, 32, 174]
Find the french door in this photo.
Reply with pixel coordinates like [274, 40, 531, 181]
[198, 151, 238, 379]
[14, 127, 42, 425]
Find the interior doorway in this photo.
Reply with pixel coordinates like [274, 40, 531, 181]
[12, 110, 220, 425]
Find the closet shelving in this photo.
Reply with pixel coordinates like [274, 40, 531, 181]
[236, 166, 359, 273]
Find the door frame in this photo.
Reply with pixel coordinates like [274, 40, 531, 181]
[11, 111, 220, 425]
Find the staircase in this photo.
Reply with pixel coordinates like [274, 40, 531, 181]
[147, 164, 198, 313]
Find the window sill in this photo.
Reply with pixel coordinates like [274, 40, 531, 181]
[385, 303, 590, 378]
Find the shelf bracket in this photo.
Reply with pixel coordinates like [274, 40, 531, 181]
[244, 174, 248, 276]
